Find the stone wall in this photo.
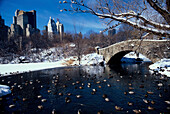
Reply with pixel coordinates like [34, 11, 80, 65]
[99, 40, 170, 64]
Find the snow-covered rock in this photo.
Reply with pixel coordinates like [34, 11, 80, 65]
[149, 59, 170, 77]
[81, 53, 104, 65]
[0, 85, 11, 97]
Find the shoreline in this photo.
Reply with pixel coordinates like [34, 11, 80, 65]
[0, 61, 67, 77]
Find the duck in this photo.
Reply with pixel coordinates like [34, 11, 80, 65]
[133, 109, 141, 113]
[92, 89, 97, 92]
[37, 95, 42, 99]
[115, 106, 123, 111]
[165, 101, 170, 104]
[96, 81, 101, 84]
[129, 91, 134, 94]
[147, 91, 154, 94]
[148, 106, 154, 110]
[65, 97, 71, 103]
[58, 93, 63, 96]
[107, 84, 111, 87]
[9, 104, 15, 108]
[143, 99, 149, 104]
[129, 87, 134, 90]
[91, 91, 96, 95]
[79, 86, 83, 89]
[67, 93, 72, 96]
[52, 109, 57, 114]
[78, 109, 82, 114]
[63, 85, 67, 88]
[103, 80, 107, 82]
[102, 94, 107, 98]
[23, 98, 27, 102]
[158, 83, 163, 87]
[48, 90, 51, 93]
[127, 102, 133, 106]
[159, 93, 162, 97]
[76, 95, 82, 98]
[105, 98, 109, 102]
[41, 99, 47, 102]
[38, 105, 43, 109]
[151, 101, 155, 104]
[124, 92, 127, 95]
[87, 85, 91, 88]
[76, 81, 80, 84]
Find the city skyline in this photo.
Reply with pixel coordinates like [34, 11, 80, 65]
[0, 0, 107, 34]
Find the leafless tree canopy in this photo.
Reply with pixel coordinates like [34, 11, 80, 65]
[60, 0, 170, 37]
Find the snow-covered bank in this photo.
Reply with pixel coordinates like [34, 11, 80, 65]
[121, 52, 151, 63]
[70, 53, 104, 66]
[0, 61, 66, 76]
[149, 59, 170, 77]
[0, 51, 169, 77]
[0, 53, 104, 76]
[0, 85, 11, 97]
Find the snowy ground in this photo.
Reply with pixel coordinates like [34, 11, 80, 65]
[149, 59, 170, 77]
[121, 52, 151, 63]
[0, 85, 11, 97]
[0, 53, 104, 76]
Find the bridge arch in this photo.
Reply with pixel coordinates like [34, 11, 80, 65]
[107, 50, 132, 64]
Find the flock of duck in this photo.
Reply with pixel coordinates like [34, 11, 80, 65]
[0, 67, 170, 114]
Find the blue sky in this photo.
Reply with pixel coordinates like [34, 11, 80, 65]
[0, 0, 107, 34]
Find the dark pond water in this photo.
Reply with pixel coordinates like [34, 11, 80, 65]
[0, 63, 170, 114]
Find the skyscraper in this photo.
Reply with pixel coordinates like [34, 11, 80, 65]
[108, 28, 116, 37]
[0, 15, 9, 41]
[9, 9, 39, 38]
[47, 17, 64, 41]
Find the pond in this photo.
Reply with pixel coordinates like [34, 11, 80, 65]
[0, 63, 169, 114]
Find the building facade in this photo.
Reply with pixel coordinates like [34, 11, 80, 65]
[9, 9, 39, 38]
[0, 15, 9, 41]
[47, 17, 64, 41]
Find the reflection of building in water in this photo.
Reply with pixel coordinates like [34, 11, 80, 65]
[0, 15, 9, 41]
[46, 17, 64, 41]
[9, 9, 39, 38]
[108, 28, 116, 37]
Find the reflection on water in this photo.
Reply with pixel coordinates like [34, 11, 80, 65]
[0, 63, 169, 114]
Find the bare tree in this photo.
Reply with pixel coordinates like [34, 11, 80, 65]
[73, 32, 87, 65]
[59, 0, 170, 37]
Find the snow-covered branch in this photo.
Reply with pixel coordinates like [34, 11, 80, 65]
[147, 0, 170, 24]
[114, 12, 170, 30]
[60, 0, 170, 37]
[95, 12, 169, 36]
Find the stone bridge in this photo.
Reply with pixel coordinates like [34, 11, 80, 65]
[98, 39, 170, 64]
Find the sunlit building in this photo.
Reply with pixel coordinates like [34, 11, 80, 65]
[9, 9, 39, 38]
[47, 17, 64, 41]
